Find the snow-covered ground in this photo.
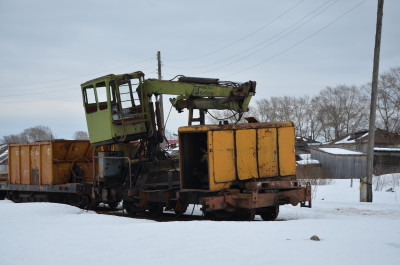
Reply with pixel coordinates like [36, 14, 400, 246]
[1, 179, 399, 265]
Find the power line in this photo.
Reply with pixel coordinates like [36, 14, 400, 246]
[163, 0, 305, 62]
[0, 86, 79, 97]
[168, 0, 337, 72]
[0, 95, 81, 104]
[224, 0, 368, 77]
[0, 61, 156, 95]
[0, 57, 154, 88]
[0, 82, 77, 95]
[198, 0, 338, 74]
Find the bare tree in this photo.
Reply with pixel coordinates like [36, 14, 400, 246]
[2, 126, 54, 144]
[2, 133, 28, 144]
[304, 96, 323, 140]
[72, 131, 89, 140]
[250, 99, 270, 122]
[317, 85, 368, 141]
[292, 96, 309, 138]
[21, 126, 54, 142]
[375, 67, 400, 132]
[251, 96, 321, 140]
[207, 110, 246, 124]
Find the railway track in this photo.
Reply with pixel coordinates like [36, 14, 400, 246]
[95, 207, 206, 222]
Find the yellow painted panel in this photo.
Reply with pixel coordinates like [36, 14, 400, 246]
[236, 129, 258, 180]
[278, 126, 296, 176]
[8, 146, 19, 184]
[211, 131, 236, 183]
[41, 145, 52, 185]
[20, 146, 30, 184]
[258, 128, 278, 177]
[207, 131, 214, 187]
[208, 131, 231, 191]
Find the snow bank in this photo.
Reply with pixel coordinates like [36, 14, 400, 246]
[1, 180, 399, 265]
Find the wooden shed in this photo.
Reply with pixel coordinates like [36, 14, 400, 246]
[310, 148, 366, 179]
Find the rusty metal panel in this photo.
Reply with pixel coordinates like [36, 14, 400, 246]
[178, 121, 294, 133]
[236, 129, 258, 180]
[30, 145, 40, 185]
[207, 131, 232, 192]
[7, 140, 94, 186]
[20, 145, 30, 184]
[258, 128, 278, 177]
[202, 183, 311, 211]
[278, 127, 296, 176]
[8, 145, 19, 184]
[211, 130, 236, 183]
[40, 144, 52, 185]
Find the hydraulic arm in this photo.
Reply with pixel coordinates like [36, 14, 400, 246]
[81, 71, 256, 146]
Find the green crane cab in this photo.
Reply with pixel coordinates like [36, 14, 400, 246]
[81, 71, 256, 146]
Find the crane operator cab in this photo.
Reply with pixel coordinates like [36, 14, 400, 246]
[81, 72, 148, 146]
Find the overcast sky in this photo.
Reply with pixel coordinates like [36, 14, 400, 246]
[0, 0, 399, 140]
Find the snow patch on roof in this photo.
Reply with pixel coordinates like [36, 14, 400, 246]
[319, 148, 364, 155]
[297, 159, 320, 165]
[334, 132, 368, 144]
[298, 153, 319, 165]
[374, 147, 400, 152]
[299, 154, 311, 160]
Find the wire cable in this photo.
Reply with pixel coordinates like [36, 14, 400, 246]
[0, 62, 156, 96]
[224, 0, 367, 77]
[0, 95, 81, 104]
[0, 57, 154, 88]
[166, 0, 337, 71]
[164, 0, 305, 62]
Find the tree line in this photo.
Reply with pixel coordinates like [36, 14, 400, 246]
[1, 126, 89, 144]
[209, 66, 400, 142]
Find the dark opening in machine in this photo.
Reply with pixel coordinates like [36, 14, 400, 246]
[180, 132, 209, 190]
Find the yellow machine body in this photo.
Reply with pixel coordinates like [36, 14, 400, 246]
[179, 122, 296, 192]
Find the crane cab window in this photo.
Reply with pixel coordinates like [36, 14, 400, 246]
[83, 85, 97, 114]
[110, 78, 143, 121]
[95, 81, 108, 110]
[119, 82, 135, 109]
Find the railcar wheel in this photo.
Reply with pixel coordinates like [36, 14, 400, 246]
[202, 210, 233, 221]
[8, 191, 20, 203]
[0, 191, 6, 200]
[174, 202, 188, 215]
[259, 206, 279, 221]
[78, 195, 94, 210]
[236, 210, 255, 221]
[123, 200, 145, 216]
[147, 203, 164, 217]
[107, 201, 119, 210]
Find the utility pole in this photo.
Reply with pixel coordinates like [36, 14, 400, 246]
[157, 51, 162, 80]
[157, 51, 166, 149]
[361, 0, 384, 202]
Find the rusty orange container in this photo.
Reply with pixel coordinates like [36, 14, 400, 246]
[8, 140, 94, 185]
